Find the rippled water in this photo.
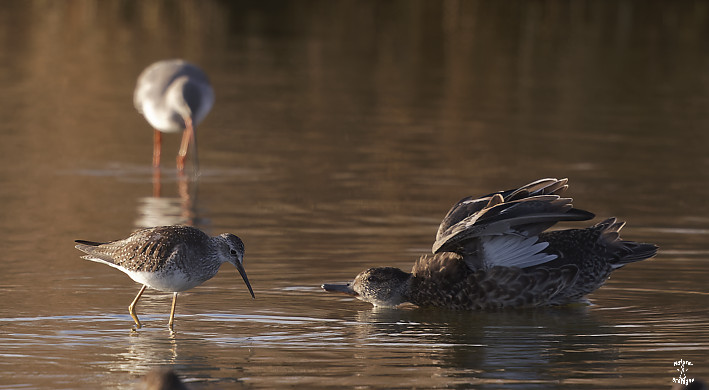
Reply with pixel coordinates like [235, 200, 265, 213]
[1, 1, 708, 389]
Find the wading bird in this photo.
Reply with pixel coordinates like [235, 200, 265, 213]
[76, 225, 254, 331]
[134, 59, 214, 174]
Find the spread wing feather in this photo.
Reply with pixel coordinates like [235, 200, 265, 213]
[431, 178, 594, 271]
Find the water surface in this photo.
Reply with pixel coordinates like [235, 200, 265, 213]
[1, 1, 708, 388]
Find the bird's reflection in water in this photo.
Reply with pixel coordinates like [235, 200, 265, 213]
[136, 171, 206, 229]
[111, 331, 179, 379]
[350, 305, 622, 386]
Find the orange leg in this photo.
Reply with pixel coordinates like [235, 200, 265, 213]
[152, 166, 162, 198]
[176, 117, 193, 173]
[152, 129, 163, 197]
[153, 129, 162, 169]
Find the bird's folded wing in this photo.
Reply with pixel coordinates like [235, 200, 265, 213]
[465, 265, 579, 308]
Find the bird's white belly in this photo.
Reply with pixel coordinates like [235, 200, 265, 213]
[126, 269, 200, 292]
[141, 103, 184, 133]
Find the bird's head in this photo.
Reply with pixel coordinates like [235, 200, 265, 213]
[322, 267, 411, 307]
[219, 233, 255, 299]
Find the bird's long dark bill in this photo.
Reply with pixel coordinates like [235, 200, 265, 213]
[235, 262, 255, 298]
[321, 283, 358, 296]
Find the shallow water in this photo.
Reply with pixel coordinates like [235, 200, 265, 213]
[1, 1, 708, 388]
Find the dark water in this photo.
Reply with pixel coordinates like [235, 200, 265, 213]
[1, 1, 708, 388]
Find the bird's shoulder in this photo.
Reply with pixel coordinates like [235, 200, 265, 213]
[411, 252, 469, 282]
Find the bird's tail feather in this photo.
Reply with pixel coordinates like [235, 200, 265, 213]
[596, 218, 658, 268]
[74, 240, 104, 246]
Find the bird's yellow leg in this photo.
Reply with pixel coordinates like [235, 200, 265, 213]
[129, 285, 148, 329]
[168, 292, 178, 332]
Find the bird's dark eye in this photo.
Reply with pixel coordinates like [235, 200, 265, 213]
[230, 249, 237, 255]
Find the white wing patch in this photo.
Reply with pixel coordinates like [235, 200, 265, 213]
[480, 235, 557, 269]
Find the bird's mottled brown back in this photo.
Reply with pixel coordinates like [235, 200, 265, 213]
[78, 226, 210, 273]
